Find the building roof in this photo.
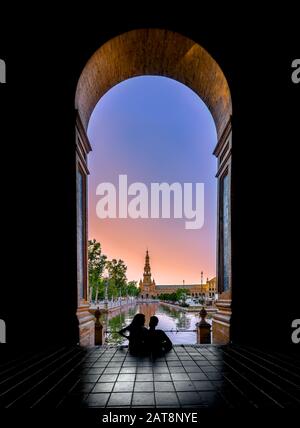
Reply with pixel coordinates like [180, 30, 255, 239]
[156, 284, 202, 289]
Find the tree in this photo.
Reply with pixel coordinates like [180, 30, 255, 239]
[88, 239, 107, 300]
[127, 280, 140, 297]
[106, 258, 127, 297]
[157, 289, 189, 304]
[175, 288, 189, 304]
[87, 240, 139, 302]
[107, 277, 119, 299]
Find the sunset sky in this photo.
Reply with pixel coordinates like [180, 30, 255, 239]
[87, 76, 217, 284]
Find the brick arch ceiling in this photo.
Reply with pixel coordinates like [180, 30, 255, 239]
[75, 29, 232, 139]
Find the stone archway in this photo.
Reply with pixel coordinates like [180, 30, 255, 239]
[75, 28, 232, 345]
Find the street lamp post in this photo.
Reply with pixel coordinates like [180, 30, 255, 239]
[103, 268, 109, 311]
[104, 278, 108, 311]
[101, 267, 110, 345]
[95, 287, 99, 305]
[200, 271, 204, 305]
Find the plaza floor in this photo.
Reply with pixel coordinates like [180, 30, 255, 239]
[0, 345, 299, 408]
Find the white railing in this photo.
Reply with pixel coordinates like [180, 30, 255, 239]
[89, 297, 137, 309]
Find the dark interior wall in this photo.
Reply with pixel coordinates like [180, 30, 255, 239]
[0, 7, 299, 350]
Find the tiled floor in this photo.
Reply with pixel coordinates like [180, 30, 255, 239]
[0, 345, 299, 408]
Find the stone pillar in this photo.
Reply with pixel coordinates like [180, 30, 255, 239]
[94, 307, 103, 346]
[197, 307, 211, 344]
[212, 290, 232, 344]
[212, 121, 232, 344]
[77, 303, 95, 346]
[76, 112, 94, 346]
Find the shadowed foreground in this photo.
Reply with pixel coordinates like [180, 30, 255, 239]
[0, 345, 299, 408]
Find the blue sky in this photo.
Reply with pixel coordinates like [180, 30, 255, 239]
[88, 76, 218, 284]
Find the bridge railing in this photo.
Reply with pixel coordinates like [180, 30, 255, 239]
[94, 306, 211, 345]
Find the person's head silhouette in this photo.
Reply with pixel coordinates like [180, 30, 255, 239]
[130, 313, 145, 328]
[149, 315, 159, 330]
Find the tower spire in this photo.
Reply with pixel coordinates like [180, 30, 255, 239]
[144, 249, 151, 276]
[140, 249, 156, 299]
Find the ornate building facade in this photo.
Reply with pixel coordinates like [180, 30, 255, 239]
[139, 250, 216, 300]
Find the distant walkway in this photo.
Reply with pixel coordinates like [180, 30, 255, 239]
[160, 301, 217, 314]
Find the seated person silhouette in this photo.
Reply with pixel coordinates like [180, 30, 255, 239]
[148, 315, 173, 358]
[119, 313, 149, 356]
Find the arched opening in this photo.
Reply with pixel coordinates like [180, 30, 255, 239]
[75, 29, 232, 346]
[87, 75, 217, 343]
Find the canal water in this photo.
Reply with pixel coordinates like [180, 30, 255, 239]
[102, 302, 212, 345]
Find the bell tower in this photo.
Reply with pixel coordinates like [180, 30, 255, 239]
[143, 250, 151, 283]
[139, 250, 156, 298]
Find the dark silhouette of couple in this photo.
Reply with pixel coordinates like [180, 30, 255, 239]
[119, 313, 173, 357]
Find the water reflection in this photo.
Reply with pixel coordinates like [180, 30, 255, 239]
[103, 303, 212, 345]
